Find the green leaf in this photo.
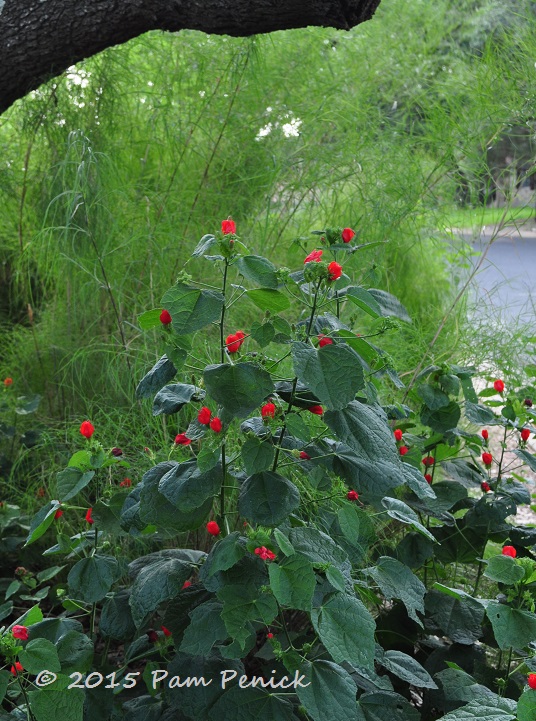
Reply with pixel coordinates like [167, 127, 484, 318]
[161, 282, 224, 335]
[238, 471, 300, 526]
[285, 412, 311, 441]
[0, 601, 13, 622]
[367, 289, 411, 322]
[209, 686, 296, 721]
[296, 660, 358, 721]
[514, 448, 536, 472]
[15, 394, 42, 415]
[484, 555, 525, 585]
[137, 308, 164, 330]
[56, 467, 95, 502]
[217, 585, 278, 650]
[292, 342, 364, 410]
[402, 463, 436, 500]
[268, 555, 316, 611]
[192, 233, 217, 257]
[19, 638, 61, 674]
[152, 383, 204, 416]
[25, 501, 61, 546]
[250, 320, 275, 347]
[289, 527, 351, 576]
[205, 532, 246, 577]
[135, 355, 177, 399]
[363, 556, 425, 626]
[247, 288, 290, 313]
[67, 450, 92, 471]
[326, 565, 347, 592]
[486, 602, 536, 650]
[241, 437, 275, 475]
[517, 689, 536, 721]
[36, 566, 65, 583]
[204, 362, 274, 418]
[425, 589, 484, 644]
[180, 601, 228, 655]
[440, 700, 516, 720]
[465, 402, 498, 425]
[236, 255, 279, 289]
[99, 590, 136, 641]
[158, 460, 222, 512]
[377, 650, 437, 688]
[421, 400, 461, 433]
[56, 630, 94, 674]
[358, 691, 420, 721]
[28, 689, 85, 721]
[344, 286, 382, 318]
[325, 401, 398, 462]
[417, 384, 450, 410]
[381, 497, 436, 541]
[274, 528, 295, 557]
[312, 592, 375, 669]
[0, 670, 10, 703]
[68, 555, 118, 603]
[129, 558, 192, 626]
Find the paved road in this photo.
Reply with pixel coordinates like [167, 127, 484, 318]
[459, 225, 536, 328]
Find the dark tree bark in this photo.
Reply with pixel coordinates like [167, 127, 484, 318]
[0, 0, 380, 115]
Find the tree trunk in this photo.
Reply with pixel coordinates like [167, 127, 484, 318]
[0, 0, 380, 115]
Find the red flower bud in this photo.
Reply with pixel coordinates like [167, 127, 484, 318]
[182, 580, 192, 589]
[327, 261, 343, 281]
[174, 433, 191, 446]
[493, 379, 505, 393]
[15, 567, 27, 576]
[147, 630, 158, 643]
[11, 662, 23, 675]
[304, 249, 323, 264]
[528, 673, 536, 689]
[299, 451, 311, 460]
[347, 490, 359, 501]
[308, 405, 324, 416]
[206, 521, 220, 536]
[111, 447, 123, 456]
[318, 334, 333, 348]
[261, 402, 276, 418]
[481, 481, 491, 493]
[481, 429, 489, 440]
[80, 420, 95, 439]
[120, 478, 132, 487]
[3, 377, 13, 387]
[160, 309, 172, 325]
[85, 508, 94, 524]
[198, 406, 212, 425]
[399, 445, 409, 456]
[424, 474, 432, 484]
[210, 417, 222, 433]
[502, 545, 516, 558]
[521, 428, 531, 442]
[12, 625, 28, 641]
[235, 330, 245, 341]
[525, 398, 533, 408]
[222, 219, 236, 235]
[422, 456, 435, 467]
[267, 632, 274, 639]
[394, 429, 403, 441]
[482, 452, 493, 467]
[254, 546, 276, 561]
[54, 509, 64, 519]
[341, 227, 356, 243]
[225, 333, 241, 353]
[161, 625, 172, 637]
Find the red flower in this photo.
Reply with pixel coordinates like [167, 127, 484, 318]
[261, 402, 276, 418]
[120, 478, 132, 487]
[147, 630, 158, 643]
[225, 333, 241, 353]
[14, 567, 27, 576]
[235, 330, 245, 341]
[299, 451, 311, 460]
[111, 447, 123, 456]
[347, 490, 359, 501]
[11, 662, 23, 676]
[206, 521, 220, 536]
[327, 261, 343, 281]
[341, 227, 356, 243]
[304, 249, 323, 264]
[12, 625, 28, 641]
[521, 428, 531, 442]
[174, 433, 191, 446]
[85, 508, 94, 524]
[54, 509, 64, 519]
[210, 417, 222, 433]
[222, 219, 236, 235]
[254, 546, 276, 561]
[422, 456, 435, 467]
[161, 625, 172, 637]
[424, 474, 433, 484]
[3, 377, 13, 387]
[481, 429, 489, 440]
[481, 481, 491, 493]
[198, 406, 212, 425]
[502, 545, 516, 558]
[160, 309, 172, 325]
[399, 445, 409, 456]
[528, 673, 536, 690]
[482, 452, 493, 467]
[182, 580, 192, 589]
[267, 632, 274, 639]
[493, 379, 505, 393]
[80, 420, 95, 439]
[308, 405, 324, 415]
[394, 429, 403, 441]
[525, 398, 533, 408]
[318, 334, 333, 348]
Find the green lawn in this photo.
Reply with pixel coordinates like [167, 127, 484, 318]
[441, 204, 536, 229]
